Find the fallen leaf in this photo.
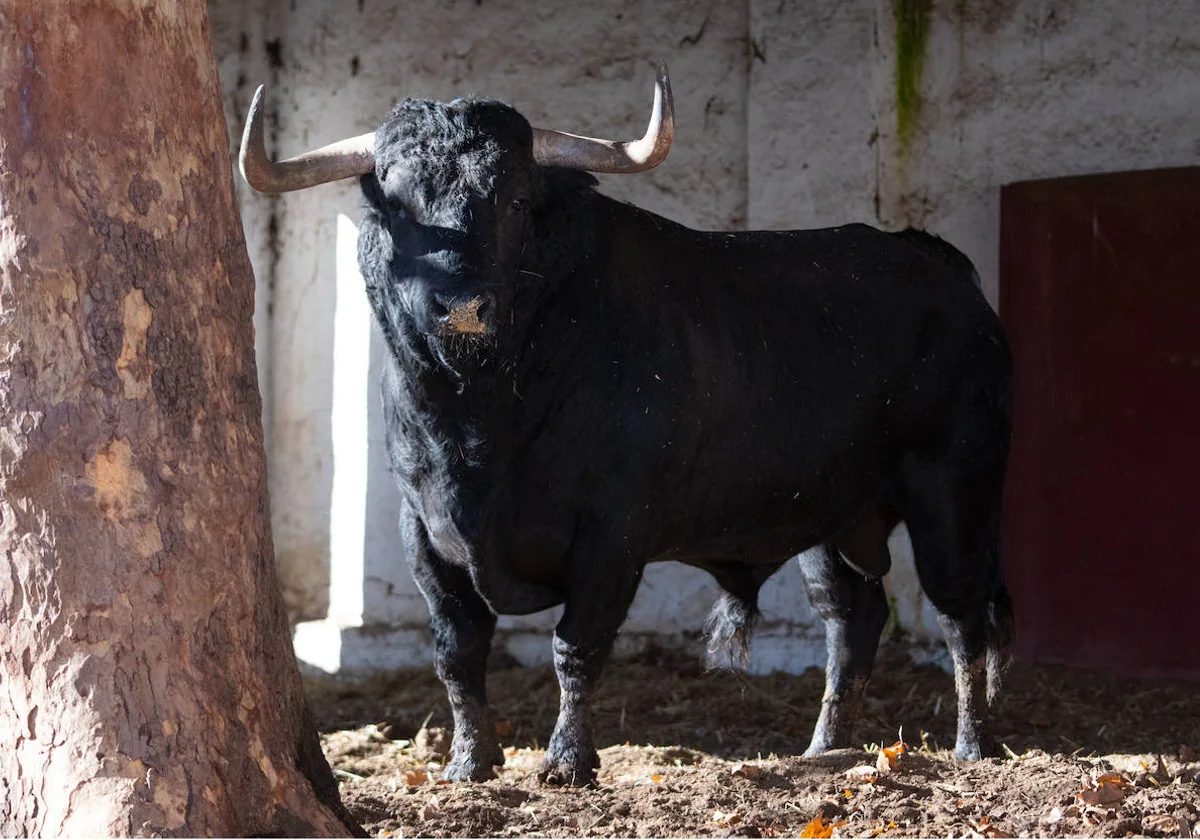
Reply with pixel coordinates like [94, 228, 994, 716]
[1153, 754, 1174, 784]
[1080, 804, 1119, 826]
[1045, 804, 1081, 823]
[969, 815, 1014, 838]
[878, 740, 908, 770]
[504, 746, 519, 757]
[1144, 814, 1189, 837]
[846, 764, 879, 784]
[760, 822, 788, 838]
[875, 740, 908, 775]
[800, 814, 847, 838]
[650, 773, 664, 784]
[1077, 770, 1131, 807]
[731, 762, 762, 780]
[405, 769, 428, 787]
[713, 810, 743, 828]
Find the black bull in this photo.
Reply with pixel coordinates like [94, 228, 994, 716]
[241, 67, 1013, 785]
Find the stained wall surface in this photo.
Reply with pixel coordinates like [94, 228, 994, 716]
[208, 0, 1200, 673]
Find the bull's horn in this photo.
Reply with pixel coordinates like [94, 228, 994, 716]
[239, 85, 376, 193]
[531, 62, 674, 173]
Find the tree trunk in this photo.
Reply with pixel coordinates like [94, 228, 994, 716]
[0, 2, 357, 835]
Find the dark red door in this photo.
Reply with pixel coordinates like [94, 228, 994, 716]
[1001, 167, 1200, 677]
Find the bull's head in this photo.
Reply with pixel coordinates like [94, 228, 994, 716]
[239, 65, 673, 369]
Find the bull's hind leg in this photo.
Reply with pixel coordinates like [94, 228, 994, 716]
[401, 505, 504, 781]
[902, 455, 1007, 760]
[798, 527, 891, 756]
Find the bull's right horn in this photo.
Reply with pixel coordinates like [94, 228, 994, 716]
[531, 61, 675, 174]
[239, 85, 376, 193]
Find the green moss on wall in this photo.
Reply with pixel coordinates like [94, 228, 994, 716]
[894, 0, 934, 153]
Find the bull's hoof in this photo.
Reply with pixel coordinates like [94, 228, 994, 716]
[442, 758, 498, 782]
[953, 735, 994, 761]
[802, 729, 854, 758]
[442, 744, 504, 782]
[538, 761, 597, 787]
[954, 744, 983, 761]
[538, 746, 599, 787]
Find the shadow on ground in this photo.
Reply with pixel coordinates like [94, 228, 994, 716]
[308, 643, 1199, 760]
[306, 644, 1200, 837]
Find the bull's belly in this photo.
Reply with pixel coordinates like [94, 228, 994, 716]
[483, 486, 836, 594]
[652, 521, 825, 568]
[458, 457, 887, 613]
[648, 476, 863, 565]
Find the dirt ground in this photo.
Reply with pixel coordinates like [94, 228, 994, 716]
[306, 644, 1200, 838]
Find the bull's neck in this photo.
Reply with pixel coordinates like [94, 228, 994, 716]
[397, 330, 516, 428]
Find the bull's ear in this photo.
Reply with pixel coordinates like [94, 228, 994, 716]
[536, 168, 598, 216]
[359, 172, 387, 211]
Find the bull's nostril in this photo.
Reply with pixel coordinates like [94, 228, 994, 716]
[430, 294, 452, 320]
[475, 294, 493, 319]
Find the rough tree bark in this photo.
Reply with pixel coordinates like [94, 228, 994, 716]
[0, 1, 358, 835]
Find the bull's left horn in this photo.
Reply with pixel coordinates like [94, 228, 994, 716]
[239, 85, 377, 193]
[531, 62, 674, 174]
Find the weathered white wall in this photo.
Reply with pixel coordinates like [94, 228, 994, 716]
[208, 0, 1200, 674]
[875, 0, 1200, 307]
[209, 0, 273, 431]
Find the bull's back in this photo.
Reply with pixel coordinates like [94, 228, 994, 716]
[587, 208, 1007, 560]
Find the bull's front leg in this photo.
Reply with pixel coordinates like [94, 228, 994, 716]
[402, 506, 504, 781]
[540, 558, 644, 786]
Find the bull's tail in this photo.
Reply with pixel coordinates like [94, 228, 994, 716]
[985, 579, 1015, 706]
[704, 586, 760, 670]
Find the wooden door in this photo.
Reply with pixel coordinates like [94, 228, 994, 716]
[1001, 167, 1200, 677]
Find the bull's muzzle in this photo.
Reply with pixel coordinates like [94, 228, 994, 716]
[432, 292, 494, 336]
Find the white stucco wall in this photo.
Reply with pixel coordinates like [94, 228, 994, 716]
[210, 0, 273, 436]
[874, 0, 1200, 307]
[208, 0, 1200, 675]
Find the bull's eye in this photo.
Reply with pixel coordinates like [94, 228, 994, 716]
[509, 198, 529, 214]
[383, 194, 409, 221]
